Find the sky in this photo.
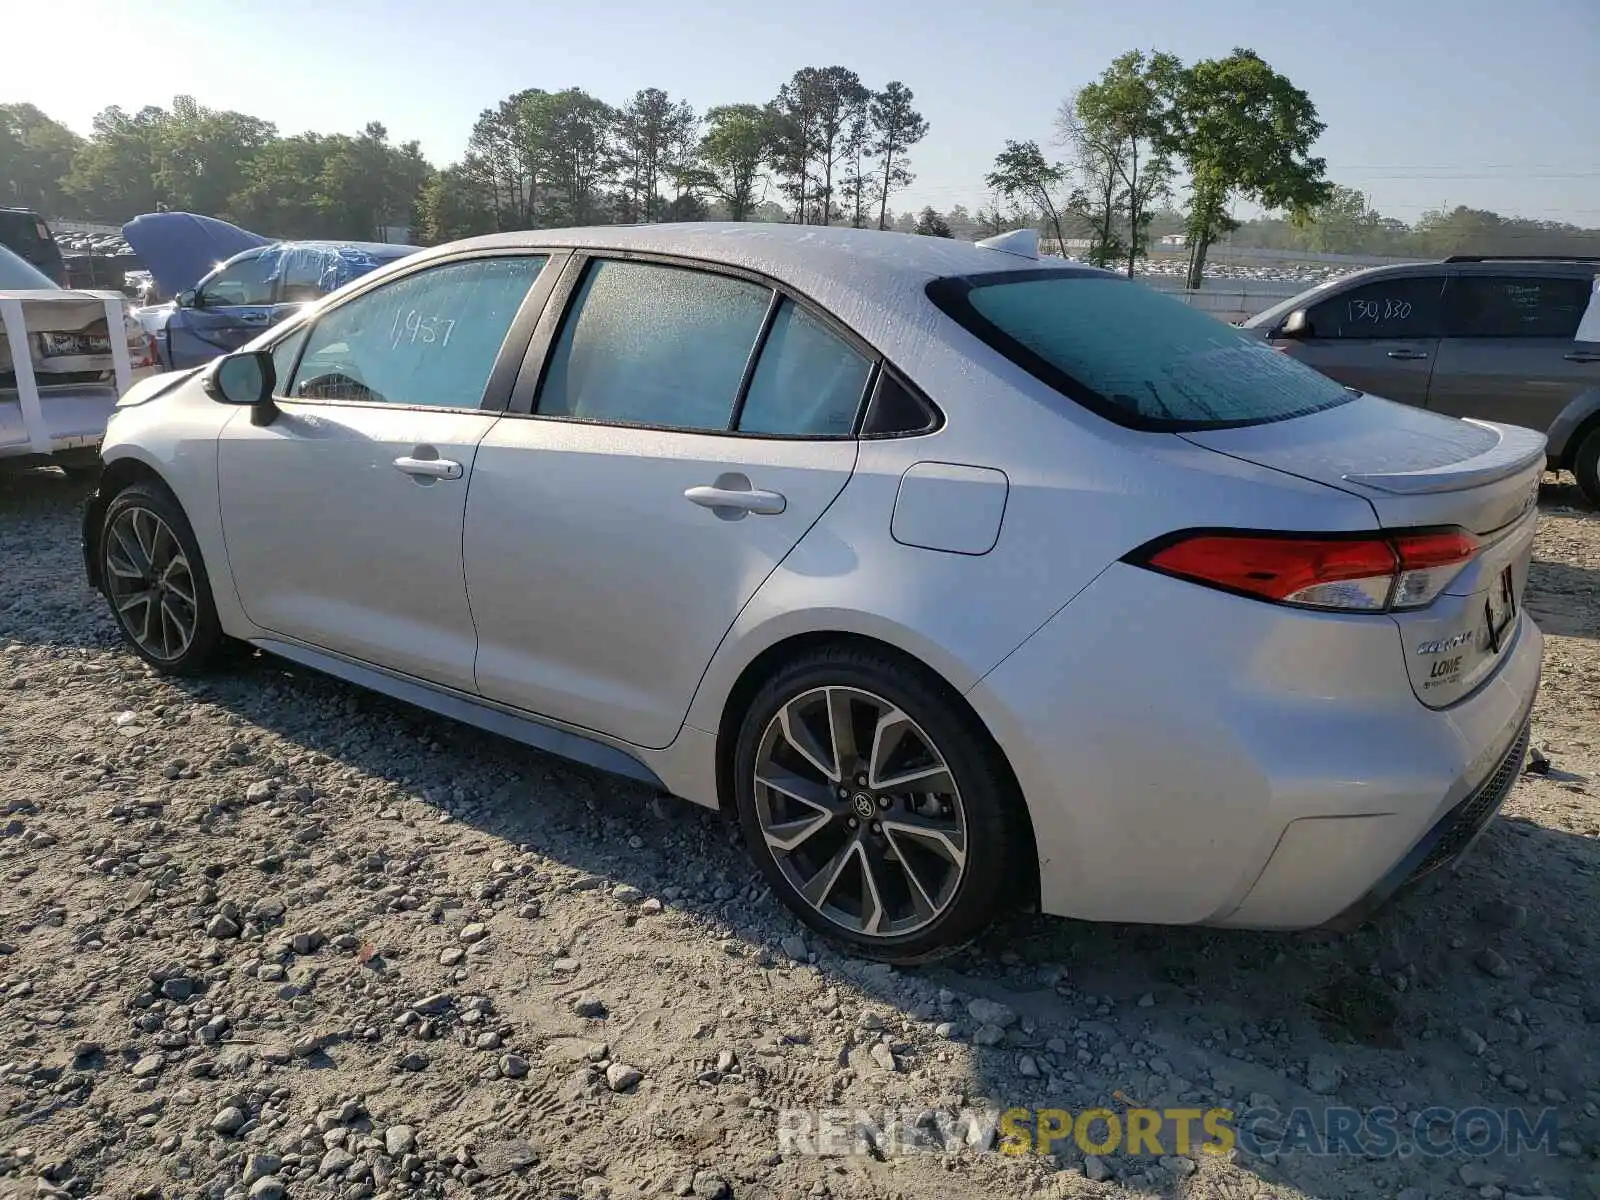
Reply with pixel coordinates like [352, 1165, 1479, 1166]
[8, 0, 1599, 226]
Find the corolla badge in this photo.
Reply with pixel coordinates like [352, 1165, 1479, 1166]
[1417, 630, 1475, 656]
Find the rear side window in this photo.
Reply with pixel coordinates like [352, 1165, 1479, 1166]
[929, 271, 1356, 430]
[1444, 275, 1595, 339]
[736, 299, 872, 436]
[538, 259, 771, 431]
[1304, 276, 1446, 339]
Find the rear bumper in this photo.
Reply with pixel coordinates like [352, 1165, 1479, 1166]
[966, 561, 1544, 929]
[1320, 714, 1532, 931]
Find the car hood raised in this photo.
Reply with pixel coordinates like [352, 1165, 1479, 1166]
[121, 212, 271, 295]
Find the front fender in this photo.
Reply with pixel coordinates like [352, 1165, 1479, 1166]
[1548, 387, 1600, 465]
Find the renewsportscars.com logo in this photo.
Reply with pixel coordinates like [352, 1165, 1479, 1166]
[776, 1104, 1563, 1160]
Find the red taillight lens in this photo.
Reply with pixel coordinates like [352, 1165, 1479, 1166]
[1137, 528, 1479, 612]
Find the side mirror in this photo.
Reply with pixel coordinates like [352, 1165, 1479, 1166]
[176, 288, 198, 309]
[1278, 309, 1313, 340]
[209, 350, 279, 427]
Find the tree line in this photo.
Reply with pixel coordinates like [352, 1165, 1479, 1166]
[0, 68, 929, 245]
[981, 47, 1599, 281]
[4, 57, 1594, 267]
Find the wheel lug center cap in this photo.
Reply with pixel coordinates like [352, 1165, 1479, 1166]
[850, 792, 876, 821]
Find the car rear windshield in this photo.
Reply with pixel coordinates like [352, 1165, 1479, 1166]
[927, 270, 1357, 431]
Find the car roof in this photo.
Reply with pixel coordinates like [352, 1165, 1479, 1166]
[443, 222, 1077, 301]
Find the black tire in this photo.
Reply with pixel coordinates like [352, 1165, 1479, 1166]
[98, 481, 231, 676]
[732, 645, 1027, 964]
[1574, 427, 1600, 509]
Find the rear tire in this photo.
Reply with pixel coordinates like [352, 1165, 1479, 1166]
[1574, 428, 1600, 509]
[98, 482, 231, 676]
[731, 645, 1027, 964]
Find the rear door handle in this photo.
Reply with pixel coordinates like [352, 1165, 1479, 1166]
[685, 483, 786, 517]
[1564, 351, 1600, 363]
[1386, 349, 1429, 360]
[394, 455, 463, 480]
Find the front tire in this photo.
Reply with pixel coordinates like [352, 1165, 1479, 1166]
[98, 482, 230, 675]
[732, 646, 1027, 964]
[1573, 427, 1600, 508]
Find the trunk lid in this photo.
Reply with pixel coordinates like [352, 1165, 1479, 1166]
[1181, 394, 1545, 709]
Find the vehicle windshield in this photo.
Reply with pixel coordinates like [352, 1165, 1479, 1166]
[0, 243, 60, 290]
[929, 270, 1357, 431]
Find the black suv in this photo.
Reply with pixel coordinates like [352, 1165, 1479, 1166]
[0, 208, 67, 285]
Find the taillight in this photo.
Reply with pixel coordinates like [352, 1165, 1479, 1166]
[1131, 528, 1479, 612]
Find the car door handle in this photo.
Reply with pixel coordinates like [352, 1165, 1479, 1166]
[684, 483, 786, 516]
[1386, 349, 1429, 360]
[1564, 351, 1600, 363]
[393, 456, 463, 480]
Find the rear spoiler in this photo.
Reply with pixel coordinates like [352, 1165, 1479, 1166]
[1341, 420, 1547, 495]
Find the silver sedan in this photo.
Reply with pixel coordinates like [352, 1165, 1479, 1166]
[84, 223, 1544, 961]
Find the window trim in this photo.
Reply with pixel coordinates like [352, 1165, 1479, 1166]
[1439, 272, 1595, 341]
[929, 268, 1359, 433]
[1302, 272, 1448, 342]
[505, 248, 939, 441]
[259, 248, 567, 416]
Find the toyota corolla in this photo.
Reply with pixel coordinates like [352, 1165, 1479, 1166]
[82, 223, 1544, 961]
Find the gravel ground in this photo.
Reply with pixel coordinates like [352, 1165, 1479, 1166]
[0, 470, 1596, 1200]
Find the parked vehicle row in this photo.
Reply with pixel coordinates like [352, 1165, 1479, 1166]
[85, 223, 1549, 959]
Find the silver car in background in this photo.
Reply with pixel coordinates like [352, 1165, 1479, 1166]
[83, 225, 1543, 960]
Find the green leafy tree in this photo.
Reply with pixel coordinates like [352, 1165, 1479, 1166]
[698, 104, 771, 221]
[985, 140, 1068, 251]
[418, 164, 498, 244]
[869, 82, 928, 231]
[230, 134, 333, 236]
[155, 96, 276, 220]
[914, 207, 952, 237]
[65, 106, 172, 220]
[767, 67, 866, 223]
[1056, 104, 1125, 268]
[615, 88, 697, 222]
[0, 103, 83, 214]
[1160, 49, 1331, 288]
[1067, 49, 1180, 275]
[536, 88, 617, 226]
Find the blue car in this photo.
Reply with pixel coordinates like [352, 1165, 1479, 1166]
[122, 213, 417, 369]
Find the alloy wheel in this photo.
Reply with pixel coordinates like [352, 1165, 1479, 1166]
[103, 506, 198, 663]
[753, 686, 968, 938]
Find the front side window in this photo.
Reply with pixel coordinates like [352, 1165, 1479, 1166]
[200, 253, 277, 308]
[737, 300, 873, 436]
[538, 259, 771, 431]
[1444, 275, 1595, 339]
[288, 256, 545, 407]
[1304, 276, 1446, 339]
[929, 270, 1357, 430]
